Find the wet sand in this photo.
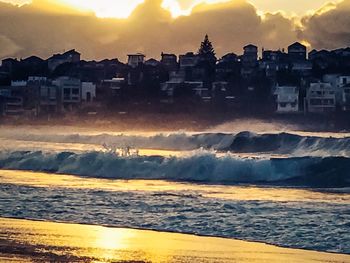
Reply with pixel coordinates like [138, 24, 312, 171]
[0, 218, 349, 263]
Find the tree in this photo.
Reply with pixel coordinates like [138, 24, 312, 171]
[198, 34, 216, 63]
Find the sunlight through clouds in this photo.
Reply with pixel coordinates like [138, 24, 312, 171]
[162, 0, 231, 17]
[0, 0, 348, 60]
[0, 0, 338, 18]
[0, 0, 30, 5]
[59, 0, 145, 18]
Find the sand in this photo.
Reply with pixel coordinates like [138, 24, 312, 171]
[0, 217, 349, 263]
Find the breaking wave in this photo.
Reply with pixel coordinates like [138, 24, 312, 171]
[1, 131, 350, 156]
[0, 150, 349, 188]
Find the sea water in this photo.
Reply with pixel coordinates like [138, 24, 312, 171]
[0, 126, 349, 254]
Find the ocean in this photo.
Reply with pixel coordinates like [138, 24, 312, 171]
[0, 125, 349, 255]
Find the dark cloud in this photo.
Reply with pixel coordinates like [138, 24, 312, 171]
[302, 0, 350, 49]
[2, 0, 345, 62]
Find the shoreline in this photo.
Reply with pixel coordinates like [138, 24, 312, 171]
[0, 217, 349, 262]
[2, 215, 350, 256]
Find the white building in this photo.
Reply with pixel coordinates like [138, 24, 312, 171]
[274, 86, 299, 113]
[28, 76, 47, 82]
[11, 80, 27, 87]
[81, 82, 96, 102]
[306, 82, 336, 113]
[127, 53, 145, 68]
[323, 74, 350, 109]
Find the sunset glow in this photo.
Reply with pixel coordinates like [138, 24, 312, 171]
[58, 0, 233, 18]
[1, 0, 339, 18]
[59, 0, 145, 18]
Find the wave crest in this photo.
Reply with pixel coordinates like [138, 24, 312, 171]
[1, 131, 350, 156]
[0, 150, 349, 187]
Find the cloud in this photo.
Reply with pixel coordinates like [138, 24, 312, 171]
[0, 35, 22, 58]
[1, 0, 347, 62]
[302, 0, 350, 50]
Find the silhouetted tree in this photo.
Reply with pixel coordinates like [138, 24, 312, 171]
[198, 34, 216, 63]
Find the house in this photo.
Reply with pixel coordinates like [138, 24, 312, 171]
[81, 82, 96, 103]
[219, 53, 238, 63]
[0, 88, 24, 116]
[10, 79, 39, 110]
[21, 56, 44, 67]
[48, 49, 81, 71]
[160, 72, 208, 102]
[127, 53, 145, 68]
[260, 50, 289, 78]
[341, 83, 350, 111]
[212, 81, 232, 104]
[161, 72, 185, 98]
[53, 77, 81, 111]
[338, 75, 350, 86]
[288, 42, 307, 61]
[144, 58, 160, 67]
[309, 49, 329, 61]
[179, 52, 199, 69]
[241, 44, 258, 78]
[178, 52, 200, 81]
[161, 53, 178, 72]
[188, 81, 210, 101]
[11, 80, 27, 87]
[274, 86, 299, 113]
[216, 53, 240, 81]
[306, 82, 336, 113]
[308, 49, 335, 70]
[37, 84, 60, 115]
[333, 47, 350, 57]
[127, 68, 144, 86]
[285, 42, 311, 76]
[99, 77, 127, 100]
[323, 75, 350, 107]
[242, 44, 258, 67]
[290, 61, 312, 76]
[1, 58, 18, 73]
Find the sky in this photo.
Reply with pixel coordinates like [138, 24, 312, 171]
[0, 0, 338, 17]
[0, 0, 349, 61]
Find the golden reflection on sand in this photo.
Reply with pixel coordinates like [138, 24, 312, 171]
[0, 169, 349, 204]
[0, 218, 349, 263]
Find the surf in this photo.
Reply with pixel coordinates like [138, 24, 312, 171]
[0, 150, 349, 188]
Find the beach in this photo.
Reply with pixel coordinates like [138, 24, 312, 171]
[1, 217, 349, 263]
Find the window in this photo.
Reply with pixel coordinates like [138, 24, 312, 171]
[72, 88, 79, 95]
[280, 103, 287, 108]
[310, 99, 322, 105]
[324, 99, 334, 105]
